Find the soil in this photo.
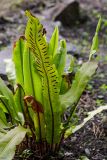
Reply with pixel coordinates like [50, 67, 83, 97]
[1, 0, 107, 159]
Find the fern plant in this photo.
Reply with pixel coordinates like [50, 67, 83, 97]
[0, 11, 103, 159]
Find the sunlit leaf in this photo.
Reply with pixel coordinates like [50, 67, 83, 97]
[25, 11, 61, 143]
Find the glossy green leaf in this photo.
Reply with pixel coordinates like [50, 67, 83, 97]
[0, 126, 27, 160]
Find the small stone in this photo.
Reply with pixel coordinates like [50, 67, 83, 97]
[97, 95, 104, 99]
[54, 1, 88, 27]
[65, 152, 73, 156]
[0, 45, 12, 74]
[85, 148, 90, 156]
[55, 1, 80, 26]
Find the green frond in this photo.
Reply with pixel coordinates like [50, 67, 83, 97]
[13, 36, 25, 87]
[25, 11, 61, 144]
[14, 85, 25, 125]
[60, 61, 98, 111]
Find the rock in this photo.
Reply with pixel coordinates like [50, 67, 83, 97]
[97, 95, 104, 99]
[20, 0, 46, 13]
[0, 0, 22, 17]
[85, 148, 90, 156]
[54, 1, 88, 27]
[0, 33, 10, 46]
[66, 42, 81, 59]
[0, 46, 12, 74]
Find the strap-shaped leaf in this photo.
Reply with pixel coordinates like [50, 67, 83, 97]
[53, 39, 67, 76]
[0, 108, 8, 128]
[23, 42, 45, 141]
[13, 36, 25, 87]
[25, 11, 61, 144]
[13, 37, 45, 140]
[0, 78, 18, 123]
[53, 39, 67, 92]
[48, 26, 59, 58]
[13, 37, 43, 104]
[0, 95, 8, 113]
[0, 126, 27, 160]
[60, 61, 98, 111]
[89, 16, 101, 60]
[64, 105, 107, 138]
[14, 84, 25, 125]
[23, 42, 43, 104]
